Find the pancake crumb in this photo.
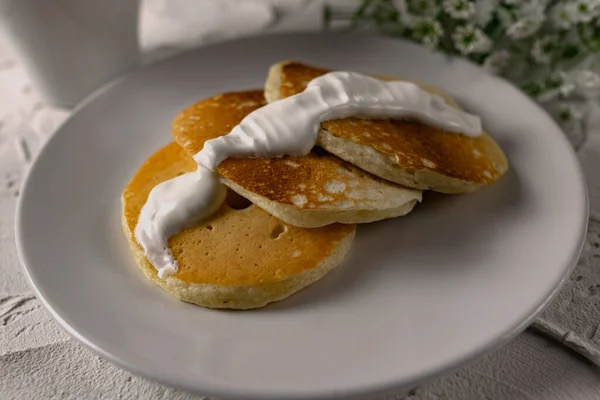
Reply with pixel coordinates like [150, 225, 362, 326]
[423, 159, 436, 169]
[285, 160, 300, 168]
[325, 180, 346, 194]
[291, 194, 308, 207]
[317, 193, 334, 202]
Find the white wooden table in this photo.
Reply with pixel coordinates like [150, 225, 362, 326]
[2, 1, 600, 399]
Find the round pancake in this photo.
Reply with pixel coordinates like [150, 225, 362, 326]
[122, 142, 355, 309]
[264, 61, 509, 194]
[172, 90, 422, 228]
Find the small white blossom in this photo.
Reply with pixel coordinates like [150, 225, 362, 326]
[550, 3, 577, 29]
[394, 0, 418, 25]
[392, 0, 414, 26]
[560, 81, 577, 97]
[483, 50, 511, 73]
[555, 103, 585, 126]
[506, 14, 545, 39]
[554, 72, 577, 97]
[409, 0, 440, 16]
[474, 0, 499, 26]
[557, 104, 585, 123]
[553, 103, 586, 147]
[393, 0, 409, 13]
[519, 2, 548, 17]
[452, 24, 492, 54]
[496, 8, 516, 28]
[571, 69, 600, 92]
[531, 36, 558, 64]
[550, 1, 599, 29]
[498, 2, 546, 29]
[537, 72, 576, 102]
[400, 12, 418, 26]
[443, 0, 476, 19]
[410, 17, 444, 48]
[572, 0, 600, 23]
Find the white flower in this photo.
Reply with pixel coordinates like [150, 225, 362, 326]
[498, 2, 547, 31]
[393, 0, 419, 25]
[571, 69, 600, 92]
[551, 1, 600, 28]
[474, 0, 500, 26]
[560, 81, 577, 98]
[496, 8, 516, 28]
[443, 0, 476, 19]
[531, 36, 558, 64]
[393, 0, 409, 13]
[519, 2, 548, 17]
[483, 50, 511, 73]
[537, 72, 576, 102]
[409, 0, 440, 16]
[556, 104, 585, 124]
[506, 14, 545, 39]
[410, 17, 444, 48]
[573, 0, 600, 23]
[452, 24, 492, 54]
[552, 103, 586, 147]
[550, 3, 577, 29]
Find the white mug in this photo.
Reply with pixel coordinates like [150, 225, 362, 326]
[0, 0, 140, 107]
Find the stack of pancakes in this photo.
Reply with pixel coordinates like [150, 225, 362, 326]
[122, 62, 508, 309]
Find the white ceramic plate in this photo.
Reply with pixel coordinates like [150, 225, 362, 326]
[16, 33, 587, 399]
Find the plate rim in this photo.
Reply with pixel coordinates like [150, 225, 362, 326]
[15, 32, 589, 399]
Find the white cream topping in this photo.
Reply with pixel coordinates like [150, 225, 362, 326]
[195, 72, 481, 169]
[135, 71, 482, 277]
[134, 168, 226, 278]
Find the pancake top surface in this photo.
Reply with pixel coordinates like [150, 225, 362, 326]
[172, 90, 420, 211]
[123, 142, 355, 286]
[272, 61, 508, 186]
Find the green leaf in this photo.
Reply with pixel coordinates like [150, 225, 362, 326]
[484, 17, 504, 43]
[522, 82, 544, 97]
[558, 108, 572, 122]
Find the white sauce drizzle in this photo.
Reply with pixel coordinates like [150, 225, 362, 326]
[135, 72, 482, 277]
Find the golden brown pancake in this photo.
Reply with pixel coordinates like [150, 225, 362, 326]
[264, 61, 509, 194]
[172, 90, 422, 228]
[122, 142, 355, 309]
